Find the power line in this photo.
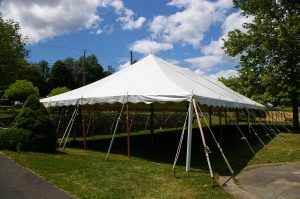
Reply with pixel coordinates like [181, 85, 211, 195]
[36, 44, 85, 51]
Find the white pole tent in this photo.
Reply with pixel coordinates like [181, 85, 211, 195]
[40, 54, 264, 174]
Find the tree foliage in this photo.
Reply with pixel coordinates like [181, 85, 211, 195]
[49, 60, 74, 89]
[14, 94, 57, 152]
[4, 80, 39, 103]
[0, 17, 29, 90]
[77, 55, 105, 85]
[223, 0, 300, 127]
[49, 86, 70, 96]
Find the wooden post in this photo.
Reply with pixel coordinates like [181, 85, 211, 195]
[236, 110, 240, 147]
[126, 103, 130, 158]
[209, 107, 212, 127]
[150, 104, 154, 143]
[81, 106, 86, 150]
[219, 108, 223, 146]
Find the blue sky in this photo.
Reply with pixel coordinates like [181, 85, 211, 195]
[0, 0, 251, 79]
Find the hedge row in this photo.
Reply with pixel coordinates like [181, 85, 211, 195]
[0, 128, 31, 151]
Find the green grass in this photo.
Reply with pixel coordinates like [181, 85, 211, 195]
[2, 127, 300, 199]
[249, 133, 300, 165]
[3, 149, 233, 199]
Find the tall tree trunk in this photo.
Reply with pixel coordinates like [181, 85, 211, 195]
[292, 91, 299, 128]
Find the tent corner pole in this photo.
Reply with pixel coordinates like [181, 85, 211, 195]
[186, 99, 193, 172]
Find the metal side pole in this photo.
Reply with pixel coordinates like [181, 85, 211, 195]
[63, 105, 79, 149]
[247, 109, 274, 140]
[186, 100, 193, 172]
[256, 110, 278, 136]
[106, 101, 126, 159]
[172, 111, 188, 176]
[280, 108, 291, 133]
[221, 101, 255, 155]
[59, 105, 78, 147]
[238, 108, 266, 147]
[192, 99, 214, 182]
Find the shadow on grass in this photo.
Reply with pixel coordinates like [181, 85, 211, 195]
[66, 125, 281, 176]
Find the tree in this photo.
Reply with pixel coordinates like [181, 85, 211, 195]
[49, 60, 74, 89]
[4, 80, 39, 103]
[0, 17, 29, 90]
[77, 54, 105, 85]
[223, 0, 300, 128]
[63, 57, 79, 88]
[49, 87, 70, 96]
[104, 65, 115, 76]
[35, 60, 50, 96]
[14, 94, 57, 152]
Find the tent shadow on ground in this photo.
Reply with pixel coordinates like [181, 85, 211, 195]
[67, 125, 276, 176]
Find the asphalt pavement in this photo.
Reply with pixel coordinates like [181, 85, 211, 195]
[221, 162, 300, 199]
[0, 152, 76, 199]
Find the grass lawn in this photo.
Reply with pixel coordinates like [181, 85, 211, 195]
[3, 150, 233, 199]
[3, 127, 300, 199]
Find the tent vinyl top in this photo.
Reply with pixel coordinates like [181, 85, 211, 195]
[40, 54, 264, 110]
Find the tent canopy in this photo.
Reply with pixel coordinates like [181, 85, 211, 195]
[40, 54, 264, 110]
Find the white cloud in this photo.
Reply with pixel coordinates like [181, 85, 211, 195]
[119, 61, 131, 70]
[222, 11, 252, 35]
[185, 10, 253, 70]
[117, 8, 146, 30]
[0, 0, 145, 43]
[149, 0, 233, 48]
[130, 39, 173, 55]
[166, 59, 181, 65]
[208, 69, 238, 80]
[185, 56, 222, 70]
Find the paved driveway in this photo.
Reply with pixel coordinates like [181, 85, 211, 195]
[222, 162, 300, 199]
[0, 153, 76, 199]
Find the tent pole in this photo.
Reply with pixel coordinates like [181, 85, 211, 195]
[150, 104, 154, 143]
[92, 106, 95, 137]
[236, 110, 240, 147]
[192, 99, 214, 183]
[219, 108, 223, 146]
[247, 111, 251, 135]
[186, 99, 193, 172]
[81, 105, 86, 150]
[126, 102, 130, 158]
[225, 109, 228, 126]
[209, 107, 212, 127]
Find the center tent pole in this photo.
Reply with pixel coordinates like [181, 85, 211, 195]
[186, 99, 193, 172]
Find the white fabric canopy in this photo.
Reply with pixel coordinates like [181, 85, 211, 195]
[40, 54, 264, 110]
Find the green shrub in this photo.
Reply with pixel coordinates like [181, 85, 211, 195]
[14, 94, 57, 152]
[49, 86, 70, 96]
[4, 80, 39, 103]
[0, 128, 31, 151]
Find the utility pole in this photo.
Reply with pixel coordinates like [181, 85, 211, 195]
[130, 50, 133, 65]
[81, 49, 86, 86]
